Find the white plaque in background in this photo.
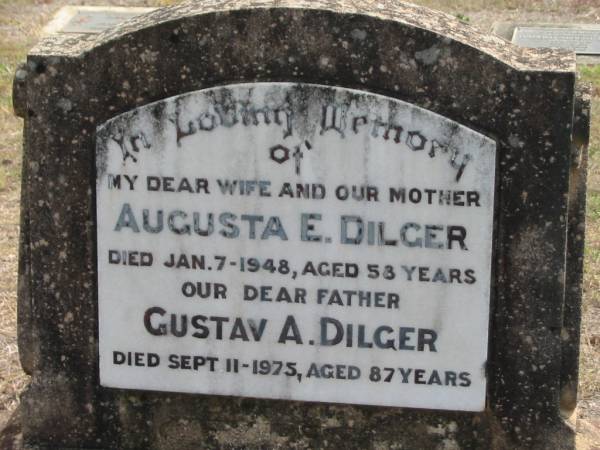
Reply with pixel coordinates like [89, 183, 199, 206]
[513, 26, 600, 54]
[96, 83, 496, 412]
[43, 6, 156, 35]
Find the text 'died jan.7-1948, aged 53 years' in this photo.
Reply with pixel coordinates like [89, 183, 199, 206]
[96, 83, 496, 412]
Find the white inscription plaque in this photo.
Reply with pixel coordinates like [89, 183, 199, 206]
[97, 83, 496, 412]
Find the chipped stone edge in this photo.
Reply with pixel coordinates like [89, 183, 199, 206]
[28, 0, 575, 73]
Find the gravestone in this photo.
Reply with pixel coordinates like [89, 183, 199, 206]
[9, 1, 590, 449]
[492, 22, 600, 65]
[43, 6, 156, 35]
[512, 26, 600, 55]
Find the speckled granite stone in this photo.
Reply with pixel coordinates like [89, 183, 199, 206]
[10, 1, 589, 448]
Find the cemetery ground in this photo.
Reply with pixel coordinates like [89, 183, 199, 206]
[0, 0, 599, 446]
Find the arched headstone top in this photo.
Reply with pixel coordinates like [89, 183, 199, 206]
[31, 0, 574, 72]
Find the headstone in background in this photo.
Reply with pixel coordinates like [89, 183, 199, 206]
[9, 1, 590, 449]
[492, 22, 600, 65]
[513, 26, 600, 54]
[43, 6, 156, 35]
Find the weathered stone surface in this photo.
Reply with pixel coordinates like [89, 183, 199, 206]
[10, 1, 588, 448]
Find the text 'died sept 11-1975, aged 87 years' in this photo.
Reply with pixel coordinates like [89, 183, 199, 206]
[96, 83, 496, 412]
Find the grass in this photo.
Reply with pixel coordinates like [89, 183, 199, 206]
[455, 13, 471, 23]
[582, 189, 600, 407]
[581, 65, 600, 87]
[577, 52, 600, 439]
[581, 66, 600, 403]
[0, 0, 598, 441]
[0, 0, 31, 419]
[0, 58, 22, 193]
[589, 193, 600, 222]
[581, 68, 600, 156]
